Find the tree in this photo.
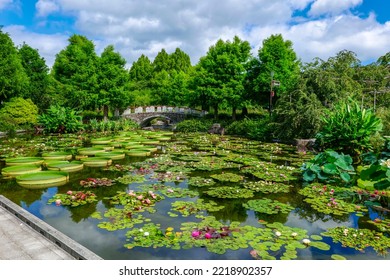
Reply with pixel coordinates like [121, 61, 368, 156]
[18, 43, 51, 112]
[51, 34, 99, 110]
[303, 50, 361, 106]
[129, 54, 154, 106]
[169, 48, 192, 73]
[97, 45, 130, 120]
[0, 28, 29, 103]
[152, 49, 170, 73]
[256, 34, 301, 110]
[194, 36, 251, 119]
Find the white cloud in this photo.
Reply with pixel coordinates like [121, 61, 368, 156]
[0, 0, 12, 10]
[35, 0, 60, 17]
[3, 25, 69, 68]
[3, 0, 389, 68]
[308, 0, 363, 17]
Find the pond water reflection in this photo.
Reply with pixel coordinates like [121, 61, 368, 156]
[0, 131, 389, 260]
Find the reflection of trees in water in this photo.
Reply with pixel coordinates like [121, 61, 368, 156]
[67, 202, 98, 223]
[205, 198, 248, 223]
[0, 180, 45, 207]
[254, 211, 289, 224]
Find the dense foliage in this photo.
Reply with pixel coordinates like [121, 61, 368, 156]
[0, 27, 388, 142]
[38, 105, 83, 133]
[0, 97, 39, 131]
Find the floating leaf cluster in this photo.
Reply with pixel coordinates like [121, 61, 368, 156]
[322, 227, 390, 256]
[187, 176, 216, 187]
[48, 190, 97, 207]
[243, 198, 294, 215]
[168, 199, 225, 217]
[242, 180, 291, 193]
[80, 177, 115, 188]
[205, 186, 254, 199]
[210, 172, 244, 183]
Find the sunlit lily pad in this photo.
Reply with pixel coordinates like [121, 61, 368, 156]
[5, 157, 44, 166]
[210, 172, 244, 183]
[1, 164, 42, 178]
[16, 171, 69, 189]
[243, 198, 294, 214]
[46, 161, 84, 172]
[42, 151, 73, 160]
[81, 157, 112, 167]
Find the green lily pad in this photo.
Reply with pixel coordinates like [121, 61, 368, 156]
[1, 164, 42, 178]
[16, 171, 69, 189]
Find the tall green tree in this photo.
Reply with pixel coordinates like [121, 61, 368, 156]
[97, 45, 131, 120]
[303, 50, 361, 106]
[0, 28, 29, 104]
[256, 34, 301, 111]
[51, 34, 99, 110]
[18, 43, 51, 112]
[152, 49, 170, 73]
[128, 54, 154, 106]
[194, 36, 251, 119]
[169, 48, 192, 73]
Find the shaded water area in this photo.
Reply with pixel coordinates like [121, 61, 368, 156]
[0, 131, 389, 260]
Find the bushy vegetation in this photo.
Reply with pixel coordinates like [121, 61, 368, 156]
[0, 97, 39, 132]
[226, 117, 272, 141]
[38, 105, 84, 133]
[315, 99, 383, 158]
[174, 118, 214, 133]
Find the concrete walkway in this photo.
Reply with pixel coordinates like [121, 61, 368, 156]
[0, 195, 102, 260]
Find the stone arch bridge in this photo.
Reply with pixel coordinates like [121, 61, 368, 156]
[121, 106, 208, 127]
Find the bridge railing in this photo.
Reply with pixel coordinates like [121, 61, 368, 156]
[122, 106, 208, 116]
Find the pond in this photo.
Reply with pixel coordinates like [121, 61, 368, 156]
[0, 130, 389, 260]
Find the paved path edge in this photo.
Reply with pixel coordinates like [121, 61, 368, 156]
[0, 195, 103, 260]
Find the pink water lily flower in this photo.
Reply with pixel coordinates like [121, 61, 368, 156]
[55, 199, 62, 206]
[66, 190, 73, 195]
[191, 230, 200, 238]
[204, 232, 212, 239]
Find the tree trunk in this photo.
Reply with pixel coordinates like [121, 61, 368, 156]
[232, 106, 237, 120]
[103, 105, 109, 122]
[242, 106, 248, 117]
[213, 104, 218, 119]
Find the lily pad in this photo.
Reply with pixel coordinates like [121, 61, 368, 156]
[42, 151, 73, 160]
[205, 186, 254, 199]
[5, 157, 44, 166]
[81, 157, 112, 167]
[16, 171, 69, 189]
[1, 164, 42, 178]
[46, 161, 84, 172]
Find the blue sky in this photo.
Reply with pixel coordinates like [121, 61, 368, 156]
[1, 0, 389, 68]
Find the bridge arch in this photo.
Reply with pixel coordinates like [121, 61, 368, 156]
[121, 106, 207, 127]
[139, 115, 173, 127]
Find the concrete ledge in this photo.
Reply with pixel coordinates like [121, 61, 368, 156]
[0, 195, 103, 260]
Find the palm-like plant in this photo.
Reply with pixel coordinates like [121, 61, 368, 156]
[315, 98, 383, 158]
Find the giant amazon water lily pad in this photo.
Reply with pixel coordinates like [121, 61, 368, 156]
[81, 157, 112, 167]
[42, 151, 73, 161]
[77, 147, 106, 156]
[126, 149, 151, 157]
[16, 171, 69, 189]
[46, 161, 84, 172]
[95, 151, 126, 160]
[90, 137, 113, 145]
[5, 157, 44, 166]
[1, 164, 42, 178]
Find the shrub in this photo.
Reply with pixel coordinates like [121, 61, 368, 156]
[38, 105, 84, 133]
[226, 117, 272, 141]
[175, 118, 214, 133]
[0, 97, 39, 129]
[315, 98, 383, 158]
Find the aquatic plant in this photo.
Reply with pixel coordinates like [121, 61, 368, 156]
[80, 177, 115, 188]
[242, 180, 292, 194]
[188, 176, 216, 187]
[243, 198, 294, 215]
[210, 172, 244, 183]
[204, 186, 254, 199]
[114, 174, 146, 184]
[48, 190, 97, 207]
[168, 199, 225, 217]
[322, 227, 390, 256]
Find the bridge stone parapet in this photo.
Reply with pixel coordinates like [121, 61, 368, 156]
[122, 106, 207, 126]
